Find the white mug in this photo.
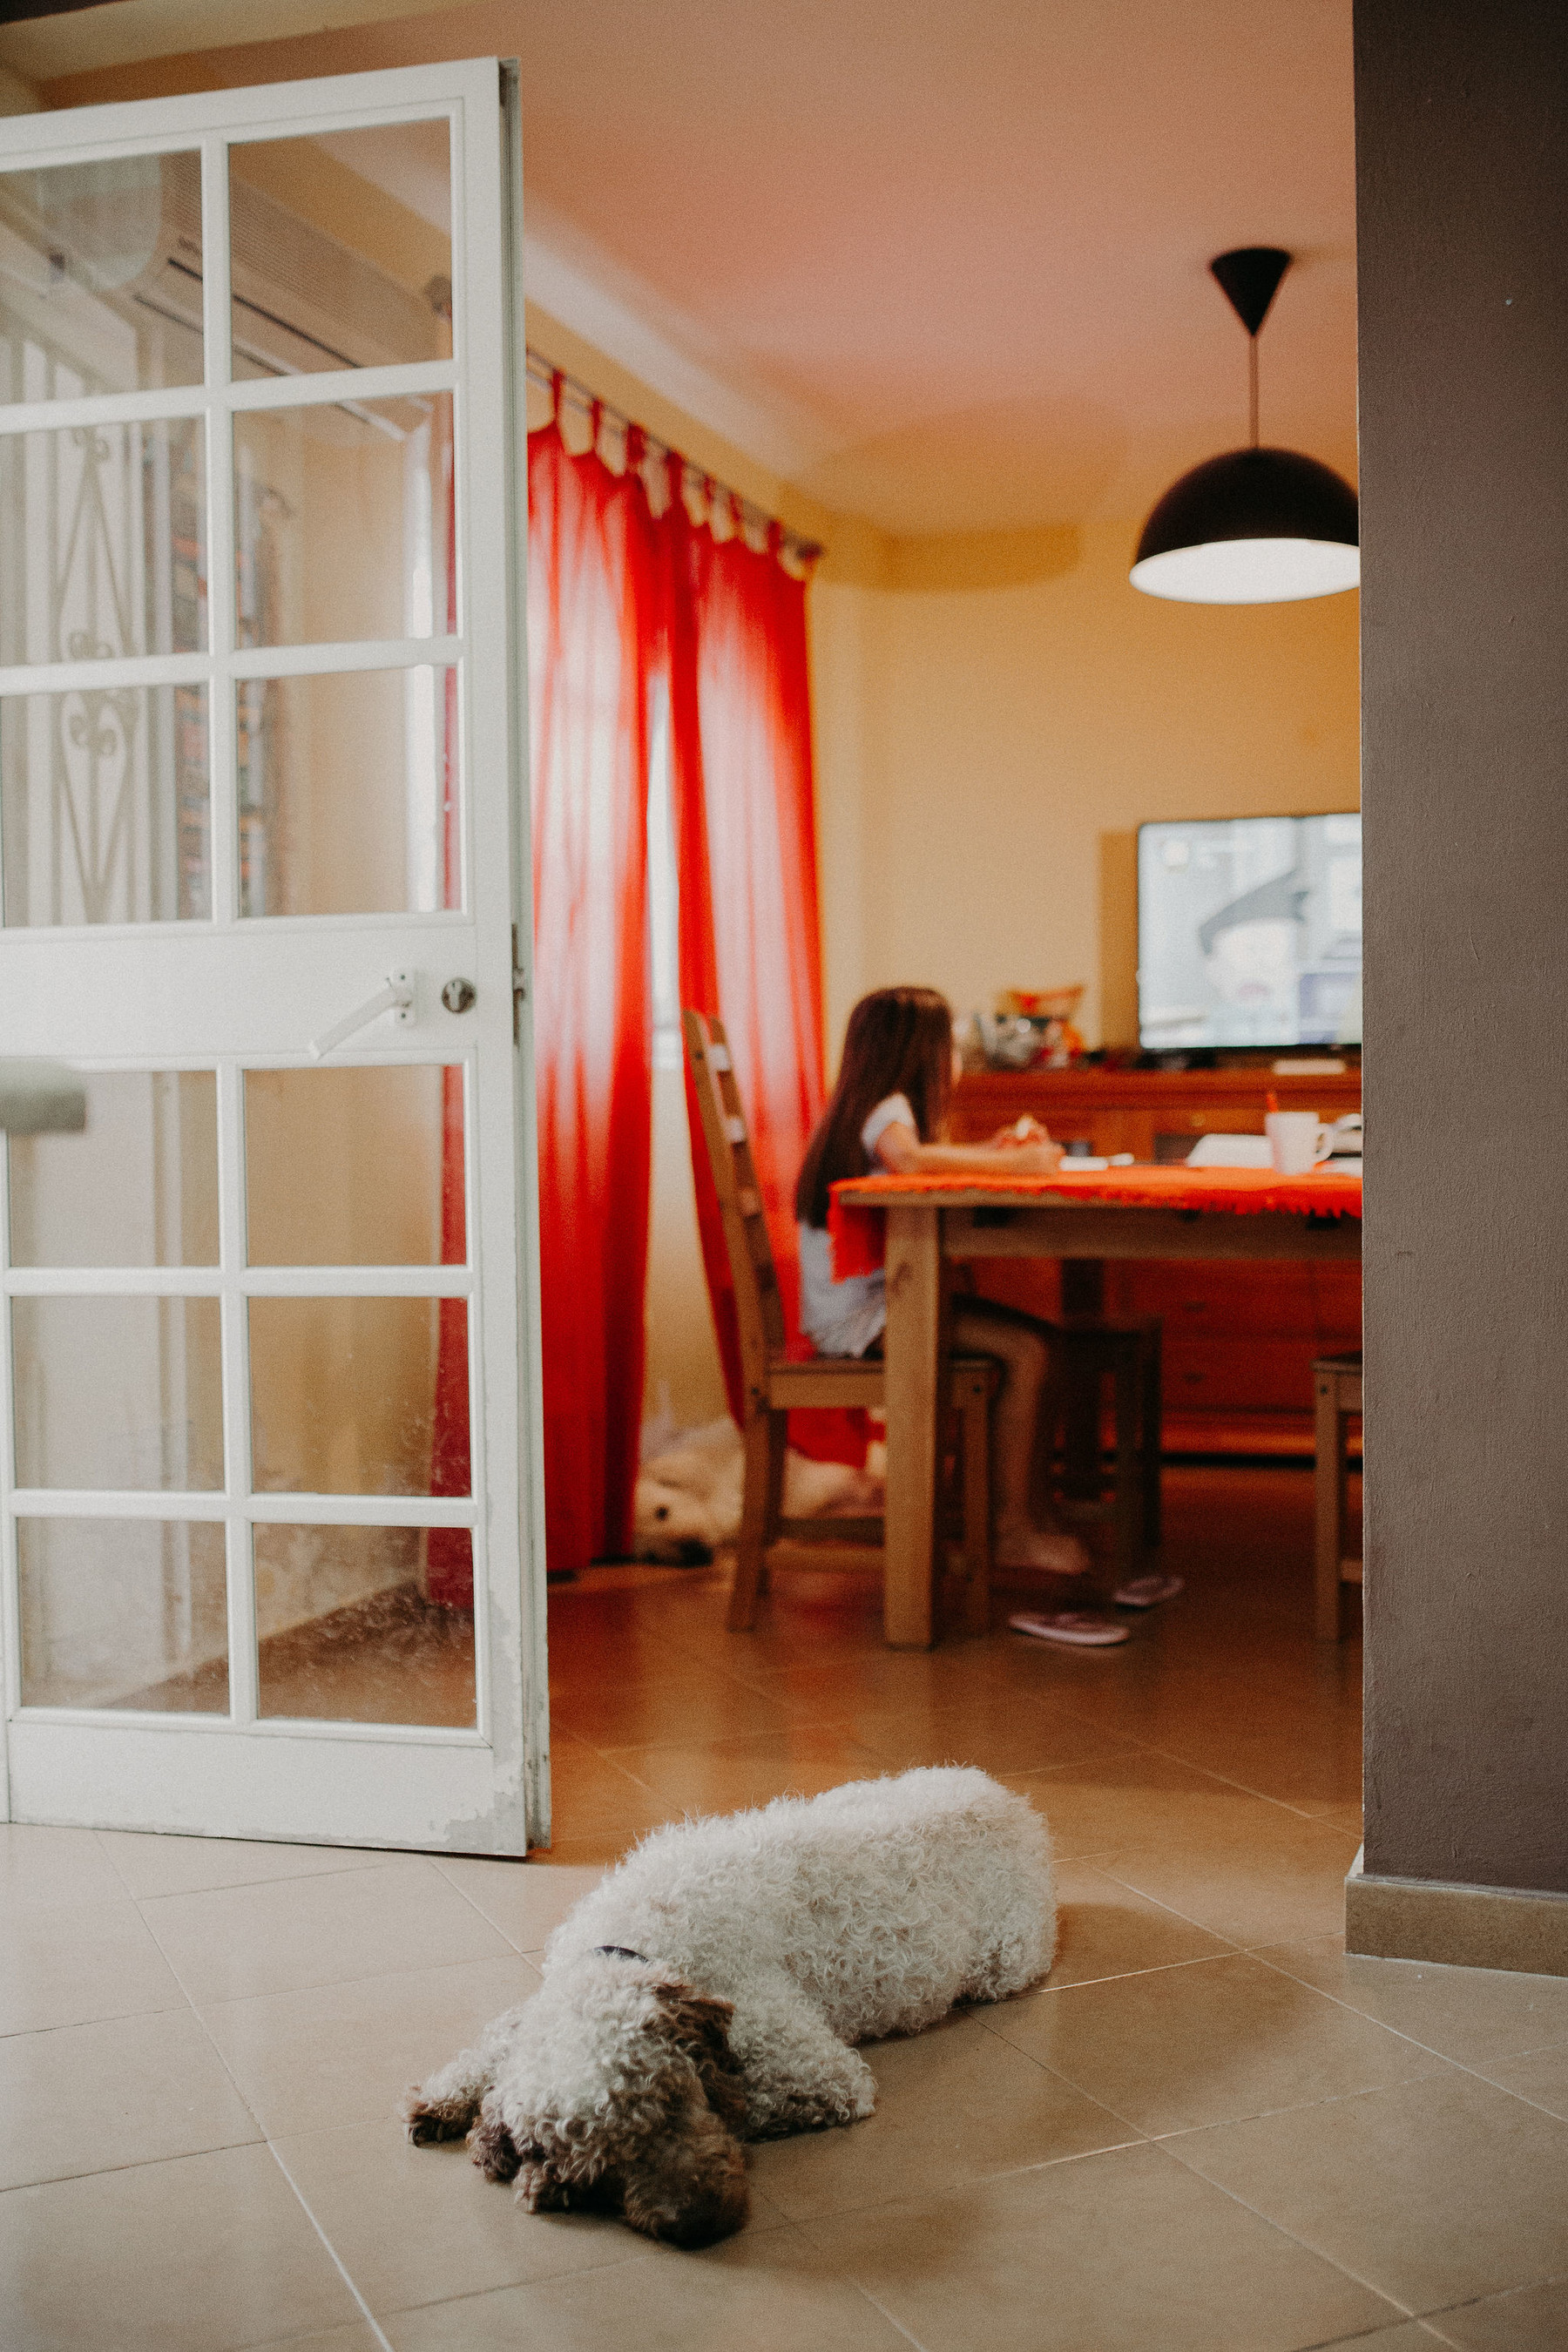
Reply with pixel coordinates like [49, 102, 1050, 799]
[1265, 1111, 1333, 1174]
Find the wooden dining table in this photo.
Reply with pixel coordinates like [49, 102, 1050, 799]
[829, 1165, 1363, 1648]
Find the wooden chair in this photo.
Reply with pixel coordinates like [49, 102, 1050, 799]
[1314, 1351, 1363, 1639]
[683, 1009, 999, 1635]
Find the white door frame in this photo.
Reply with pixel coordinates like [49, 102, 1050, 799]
[0, 58, 550, 1854]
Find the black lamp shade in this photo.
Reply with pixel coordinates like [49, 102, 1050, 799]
[1131, 446, 1359, 604]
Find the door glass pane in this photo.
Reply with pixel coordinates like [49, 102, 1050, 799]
[0, 152, 204, 400]
[18, 1517, 227, 1711]
[13, 1297, 224, 1488]
[234, 393, 451, 647]
[0, 417, 208, 661]
[254, 1524, 473, 1727]
[237, 666, 457, 916]
[1, 683, 210, 926]
[0, 411, 209, 927]
[249, 1295, 468, 1496]
[10, 1071, 218, 1267]
[230, 122, 451, 380]
[246, 1066, 463, 1265]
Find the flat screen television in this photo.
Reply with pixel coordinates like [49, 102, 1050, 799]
[1137, 813, 1362, 1051]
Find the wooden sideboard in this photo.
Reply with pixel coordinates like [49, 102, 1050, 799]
[950, 1065, 1362, 1453]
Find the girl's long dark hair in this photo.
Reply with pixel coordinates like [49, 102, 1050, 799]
[794, 986, 954, 1228]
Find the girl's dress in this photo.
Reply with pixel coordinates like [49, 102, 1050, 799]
[795, 1092, 912, 1359]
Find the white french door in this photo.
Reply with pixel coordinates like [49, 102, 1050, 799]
[0, 61, 550, 1853]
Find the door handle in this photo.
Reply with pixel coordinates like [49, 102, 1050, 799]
[309, 970, 415, 1059]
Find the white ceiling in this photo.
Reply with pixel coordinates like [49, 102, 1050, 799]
[5, 0, 1358, 536]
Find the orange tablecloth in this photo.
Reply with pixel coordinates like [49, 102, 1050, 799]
[828, 1165, 1362, 1280]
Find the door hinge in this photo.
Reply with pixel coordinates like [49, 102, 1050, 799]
[511, 926, 528, 1042]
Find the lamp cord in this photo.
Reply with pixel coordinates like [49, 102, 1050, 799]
[1249, 337, 1260, 449]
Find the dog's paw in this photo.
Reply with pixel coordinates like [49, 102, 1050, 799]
[403, 2086, 471, 2146]
[468, 2106, 522, 2182]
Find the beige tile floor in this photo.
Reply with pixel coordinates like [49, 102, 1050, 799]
[6, 1467, 1568, 2349]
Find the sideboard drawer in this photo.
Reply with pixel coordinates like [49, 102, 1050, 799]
[1311, 1261, 1363, 1349]
[1162, 1337, 1321, 1413]
[1114, 1259, 1317, 1338]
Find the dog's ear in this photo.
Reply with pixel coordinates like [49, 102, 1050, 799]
[651, 1982, 748, 2134]
[619, 2091, 749, 2248]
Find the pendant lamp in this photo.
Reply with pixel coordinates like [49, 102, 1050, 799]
[1131, 247, 1358, 604]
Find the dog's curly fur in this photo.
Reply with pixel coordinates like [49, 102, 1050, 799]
[406, 1766, 1054, 2247]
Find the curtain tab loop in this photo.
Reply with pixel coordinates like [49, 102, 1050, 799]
[589, 397, 604, 460]
[625, 422, 646, 473]
[550, 368, 564, 424]
[767, 518, 783, 561]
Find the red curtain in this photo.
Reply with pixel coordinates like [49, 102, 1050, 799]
[527, 400, 659, 1571]
[663, 479, 863, 1466]
[439, 405, 844, 1584]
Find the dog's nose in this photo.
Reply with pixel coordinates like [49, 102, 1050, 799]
[678, 1539, 710, 1566]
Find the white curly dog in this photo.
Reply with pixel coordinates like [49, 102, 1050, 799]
[406, 1766, 1054, 2247]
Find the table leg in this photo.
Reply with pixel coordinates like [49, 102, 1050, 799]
[882, 1205, 943, 1648]
[1059, 1257, 1106, 1499]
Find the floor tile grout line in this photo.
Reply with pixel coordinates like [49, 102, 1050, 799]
[1082, 1852, 1346, 1948]
[364, 2222, 794, 2328]
[131, 1912, 401, 2350]
[3, 1885, 402, 2335]
[92, 1824, 139, 1903]
[1058, 1856, 1255, 1948]
[970, 1950, 1240, 2013]
[0, 2127, 267, 2199]
[972, 1979, 1454, 2150]
[265, 2135, 397, 2352]
[761, 2132, 1160, 2237]
[1144, 2058, 1460, 2149]
[184, 1944, 546, 2024]
[125, 1856, 414, 1910]
[424, 1853, 545, 1959]
[0, 1998, 191, 2042]
[1142, 2130, 1426, 2329]
[845, 2277, 932, 2349]
[954, 2129, 1151, 2188]
[1242, 1946, 1568, 2082]
[87, 1819, 426, 1909]
[1428, 2046, 1568, 2124]
[1413, 2268, 1568, 2341]
[1102, 1735, 1361, 1823]
[957, 2015, 1158, 2143]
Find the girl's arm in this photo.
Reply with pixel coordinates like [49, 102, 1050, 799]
[873, 1118, 1065, 1179]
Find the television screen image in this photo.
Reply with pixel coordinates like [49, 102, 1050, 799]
[1137, 813, 1362, 1050]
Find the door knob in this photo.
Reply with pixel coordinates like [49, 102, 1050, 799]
[442, 977, 476, 1015]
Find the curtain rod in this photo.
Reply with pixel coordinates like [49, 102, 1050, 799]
[525, 348, 824, 570]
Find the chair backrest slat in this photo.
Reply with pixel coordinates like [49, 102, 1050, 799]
[682, 1009, 786, 1410]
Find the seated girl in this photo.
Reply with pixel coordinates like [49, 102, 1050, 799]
[796, 986, 1178, 1647]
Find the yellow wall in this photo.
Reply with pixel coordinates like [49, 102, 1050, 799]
[811, 529, 1361, 1062]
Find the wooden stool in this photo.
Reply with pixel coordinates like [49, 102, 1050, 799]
[1314, 1352, 1363, 1639]
[1048, 1315, 1163, 1586]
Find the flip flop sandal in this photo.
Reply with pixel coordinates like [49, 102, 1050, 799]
[1112, 1572, 1186, 1609]
[1008, 1609, 1130, 1648]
